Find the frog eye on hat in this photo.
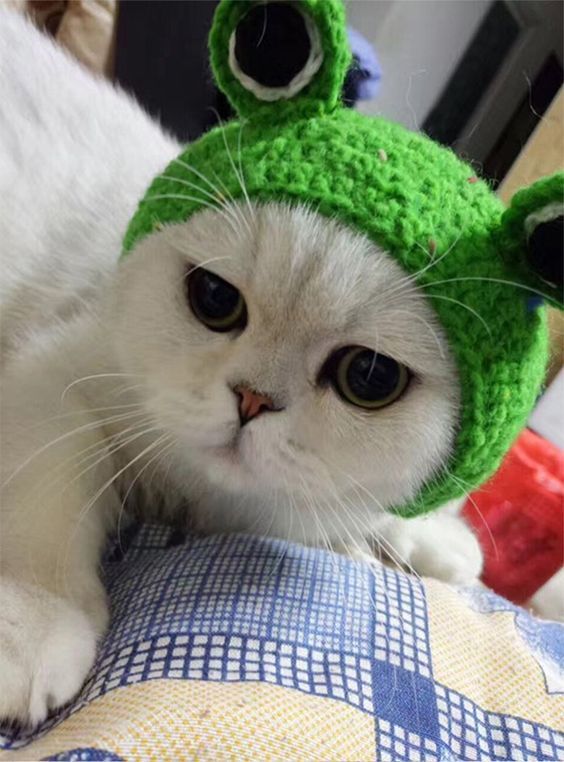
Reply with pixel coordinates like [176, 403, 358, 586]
[209, 0, 351, 122]
[525, 204, 563, 292]
[500, 173, 564, 309]
[229, 3, 323, 101]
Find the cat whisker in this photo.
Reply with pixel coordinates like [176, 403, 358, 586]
[192, 109, 253, 238]
[64, 421, 159, 489]
[389, 309, 446, 359]
[29, 418, 158, 509]
[58, 432, 167, 595]
[235, 120, 256, 226]
[449, 473, 498, 562]
[165, 154, 251, 236]
[26, 419, 156, 587]
[292, 477, 309, 551]
[339, 470, 423, 584]
[159, 174, 244, 233]
[159, 173, 231, 206]
[141, 193, 242, 237]
[301, 481, 353, 617]
[60, 372, 140, 403]
[318, 485, 383, 615]
[255, 491, 279, 545]
[1, 409, 151, 491]
[422, 275, 551, 302]
[169, 153, 253, 238]
[260, 488, 294, 584]
[211, 110, 255, 230]
[208, 168, 252, 239]
[27, 402, 143, 430]
[170, 156, 232, 200]
[173, 255, 233, 285]
[426, 293, 492, 337]
[378, 230, 465, 306]
[62, 430, 170, 576]
[109, 382, 147, 399]
[116, 435, 176, 553]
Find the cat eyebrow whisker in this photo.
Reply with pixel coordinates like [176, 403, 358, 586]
[387, 309, 446, 360]
[209, 168, 253, 239]
[168, 156, 250, 237]
[170, 255, 233, 286]
[142, 193, 242, 238]
[158, 174, 246, 235]
[421, 275, 552, 304]
[209, 110, 256, 232]
[380, 230, 465, 305]
[159, 173, 232, 205]
[171, 156, 229, 198]
[425, 294, 492, 338]
[236, 120, 256, 228]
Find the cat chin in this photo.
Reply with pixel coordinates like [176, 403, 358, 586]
[195, 445, 287, 495]
[204, 446, 257, 490]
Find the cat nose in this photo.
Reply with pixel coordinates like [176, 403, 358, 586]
[233, 385, 275, 426]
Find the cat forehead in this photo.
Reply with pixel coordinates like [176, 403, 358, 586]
[121, 201, 453, 380]
[139, 202, 448, 374]
[162, 202, 410, 326]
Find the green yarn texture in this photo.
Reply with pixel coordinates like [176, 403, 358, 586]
[122, 0, 561, 517]
[209, 0, 351, 122]
[499, 173, 564, 307]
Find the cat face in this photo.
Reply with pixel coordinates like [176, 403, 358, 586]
[112, 203, 459, 532]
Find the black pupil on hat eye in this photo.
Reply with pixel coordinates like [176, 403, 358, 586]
[347, 350, 401, 401]
[527, 215, 564, 288]
[234, 3, 311, 88]
[189, 269, 243, 327]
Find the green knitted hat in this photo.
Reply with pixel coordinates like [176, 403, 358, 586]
[123, 0, 564, 517]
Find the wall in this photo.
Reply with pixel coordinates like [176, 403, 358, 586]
[345, 0, 493, 129]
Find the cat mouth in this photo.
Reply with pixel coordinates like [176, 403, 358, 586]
[211, 434, 246, 467]
[210, 431, 259, 477]
[213, 443, 240, 463]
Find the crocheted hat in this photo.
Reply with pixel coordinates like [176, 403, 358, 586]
[123, 0, 564, 517]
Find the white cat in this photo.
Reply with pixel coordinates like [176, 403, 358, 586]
[0, 11, 482, 725]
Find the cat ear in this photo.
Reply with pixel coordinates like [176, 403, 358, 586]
[499, 173, 564, 308]
[209, 0, 351, 122]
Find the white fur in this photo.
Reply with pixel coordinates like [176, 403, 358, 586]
[0, 9, 179, 359]
[0, 11, 482, 724]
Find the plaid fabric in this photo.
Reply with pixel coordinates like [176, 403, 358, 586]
[1, 524, 563, 761]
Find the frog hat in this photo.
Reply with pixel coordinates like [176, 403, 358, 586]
[124, 0, 563, 517]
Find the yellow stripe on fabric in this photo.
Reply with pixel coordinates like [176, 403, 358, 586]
[2, 680, 375, 761]
[424, 579, 564, 730]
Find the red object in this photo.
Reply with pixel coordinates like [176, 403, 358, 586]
[463, 428, 564, 604]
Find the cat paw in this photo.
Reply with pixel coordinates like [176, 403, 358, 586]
[374, 512, 483, 586]
[0, 580, 103, 726]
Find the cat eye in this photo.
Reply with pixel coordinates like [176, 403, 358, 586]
[321, 346, 410, 410]
[186, 267, 247, 333]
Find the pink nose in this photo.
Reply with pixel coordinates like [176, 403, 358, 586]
[234, 385, 275, 426]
